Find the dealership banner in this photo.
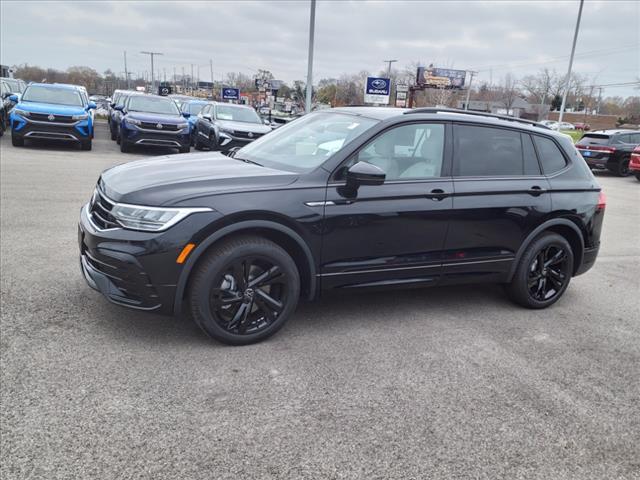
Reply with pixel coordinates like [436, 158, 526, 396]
[416, 67, 466, 89]
[222, 88, 240, 100]
[364, 77, 391, 104]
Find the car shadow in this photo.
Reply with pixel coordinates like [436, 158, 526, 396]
[86, 283, 509, 349]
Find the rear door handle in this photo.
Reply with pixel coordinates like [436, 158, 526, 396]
[527, 185, 547, 196]
[425, 188, 449, 201]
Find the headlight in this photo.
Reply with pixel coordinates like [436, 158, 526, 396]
[125, 118, 141, 126]
[177, 122, 189, 129]
[219, 126, 235, 135]
[72, 113, 89, 120]
[110, 203, 212, 232]
[13, 109, 30, 117]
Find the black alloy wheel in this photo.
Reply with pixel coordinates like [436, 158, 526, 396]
[506, 232, 574, 309]
[210, 257, 288, 335]
[189, 236, 300, 345]
[527, 245, 571, 302]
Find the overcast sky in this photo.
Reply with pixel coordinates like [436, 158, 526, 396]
[1, 0, 638, 96]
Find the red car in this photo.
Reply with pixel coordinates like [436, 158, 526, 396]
[630, 146, 640, 181]
[574, 122, 591, 131]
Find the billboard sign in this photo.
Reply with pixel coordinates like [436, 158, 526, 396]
[222, 87, 240, 100]
[364, 76, 391, 104]
[416, 66, 466, 89]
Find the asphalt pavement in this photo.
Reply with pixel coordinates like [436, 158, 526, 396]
[1, 123, 639, 479]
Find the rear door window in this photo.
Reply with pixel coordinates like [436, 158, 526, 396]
[453, 125, 526, 176]
[533, 136, 567, 174]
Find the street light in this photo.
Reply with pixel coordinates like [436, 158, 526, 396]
[383, 59, 397, 77]
[558, 0, 584, 124]
[305, 0, 316, 113]
[140, 51, 163, 93]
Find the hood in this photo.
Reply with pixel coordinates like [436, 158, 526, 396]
[100, 151, 298, 206]
[126, 111, 184, 124]
[217, 119, 272, 134]
[17, 101, 86, 115]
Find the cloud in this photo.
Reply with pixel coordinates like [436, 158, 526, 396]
[1, 0, 638, 96]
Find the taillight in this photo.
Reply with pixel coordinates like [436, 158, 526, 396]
[579, 145, 616, 153]
[597, 191, 606, 211]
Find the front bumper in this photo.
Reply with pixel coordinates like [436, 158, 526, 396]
[121, 124, 190, 149]
[78, 203, 219, 315]
[12, 114, 91, 142]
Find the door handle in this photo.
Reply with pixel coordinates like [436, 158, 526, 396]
[526, 185, 547, 196]
[425, 188, 449, 201]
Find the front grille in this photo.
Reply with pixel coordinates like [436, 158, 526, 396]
[139, 122, 180, 131]
[233, 131, 263, 140]
[89, 189, 120, 229]
[29, 113, 76, 124]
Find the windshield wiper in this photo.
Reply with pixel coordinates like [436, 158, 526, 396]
[233, 155, 262, 167]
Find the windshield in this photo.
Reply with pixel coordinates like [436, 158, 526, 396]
[215, 105, 261, 124]
[127, 96, 180, 115]
[236, 111, 379, 172]
[22, 85, 84, 106]
[189, 103, 206, 115]
[577, 134, 610, 146]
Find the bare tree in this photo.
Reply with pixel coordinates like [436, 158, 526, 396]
[498, 74, 520, 115]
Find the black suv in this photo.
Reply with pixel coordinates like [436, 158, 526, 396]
[193, 102, 272, 152]
[79, 108, 605, 345]
[576, 129, 640, 176]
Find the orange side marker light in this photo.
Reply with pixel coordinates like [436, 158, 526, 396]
[176, 243, 196, 264]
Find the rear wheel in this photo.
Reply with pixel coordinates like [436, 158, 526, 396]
[11, 131, 24, 147]
[609, 157, 630, 177]
[506, 232, 574, 309]
[189, 236, 300, 345]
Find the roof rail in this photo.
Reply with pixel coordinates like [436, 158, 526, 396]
[405, 107, 550, 129]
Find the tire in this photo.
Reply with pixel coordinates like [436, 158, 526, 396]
[209, 134, 219, 151]
[110, 124, 116, 141]
[179, 144, 190, 154]
[81, 139, 92, 151]
[11, 131, 24, 147]
[609, 157, 630, 177]
[189, 235, 300, 345]
[506, 232, 574, 309]
[120, 138, 130, 153]
[635, 173, 640, 182]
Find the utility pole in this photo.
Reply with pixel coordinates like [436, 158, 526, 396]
[123, 51, 129, 89]
[558, 0, 584, 124]
[305, 0, 316, 113]
[596, 86, 603, 114]
[383, 59, 397, 77]
[173, 67, 176, 90]
[190, 64, 194, 92]
[181, 66, 185, 92]
[140, 51, 163, 93]
[210, 59, 214, 99]
[464, 71, 476, 110]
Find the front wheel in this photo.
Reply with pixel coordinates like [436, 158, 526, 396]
[506, 232, 574, 309]
[635, 173, 640, 182]
[120, 138, 130, 153]
[11, 131, 24, 147]
[189, 236, 300, 345]
[81, 138, 92, 151]
[179, 144, 190, 154]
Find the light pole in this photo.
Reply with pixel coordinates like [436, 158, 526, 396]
[464, 71, 476, 110]
[383, 59, 397, 77]
[305, 0, 316, 113]
[141, 51, 163, 93]
[558, 0, 584, 124]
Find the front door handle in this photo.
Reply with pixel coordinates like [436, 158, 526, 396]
[425, 188, 449, 201]
[527, 185, 547, 196]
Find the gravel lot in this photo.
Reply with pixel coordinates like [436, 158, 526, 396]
[1, 123, 639, 479]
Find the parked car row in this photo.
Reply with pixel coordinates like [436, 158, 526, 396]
[539, 120, 586, 131]
[575, 129, 640, 177]
[0, 77, 26, 136]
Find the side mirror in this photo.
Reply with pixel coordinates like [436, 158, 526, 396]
[87, 101, 97, 110]
[9, 94, 18, 102]
[202, 114, 212, 121]
[263, 118, 271, 125]
[346, 161, 386, 188]
[110, 103, 116, 109]
[182, 112, 191, 118]
[114, 105, 124, 111]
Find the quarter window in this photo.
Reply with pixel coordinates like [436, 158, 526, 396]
[453, 125, 526, 176]
[353, 123, 445, 180]
[533, 136, 567, 174]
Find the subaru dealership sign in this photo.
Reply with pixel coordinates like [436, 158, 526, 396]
[364, 77, 390, 104]
[222, 88, 240, 100]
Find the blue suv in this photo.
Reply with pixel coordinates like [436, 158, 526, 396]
[10, 83, 96, 150]
[116, 93, 190, 153]
[179, 99, 209, 145]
